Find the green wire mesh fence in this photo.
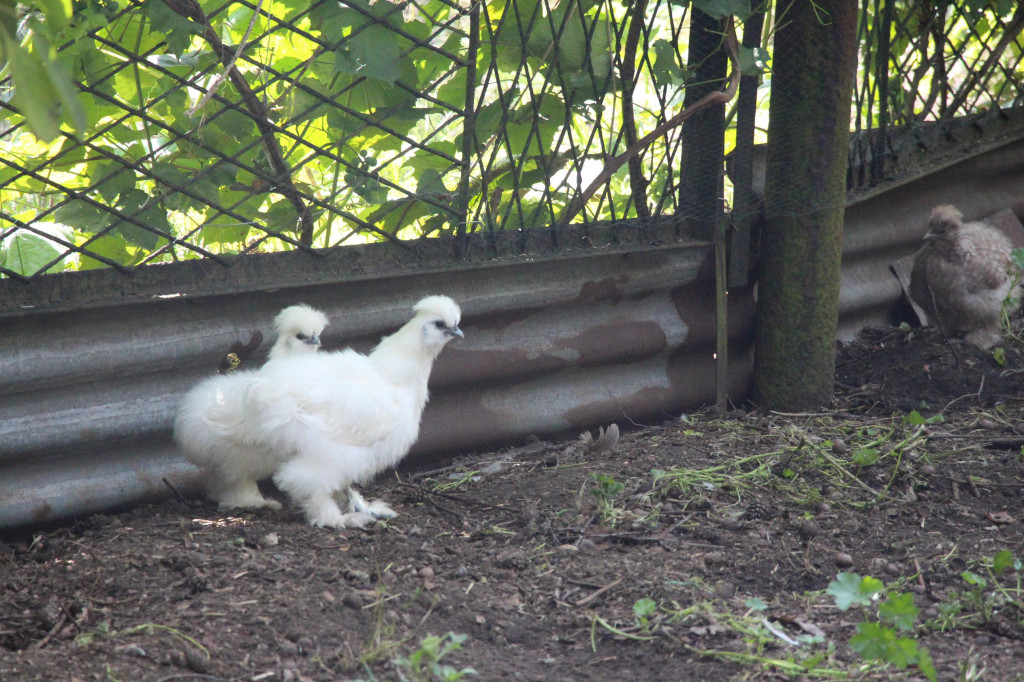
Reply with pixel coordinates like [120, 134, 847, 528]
[0, 0, 1021, 281]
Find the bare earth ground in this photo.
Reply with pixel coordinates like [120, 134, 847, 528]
[3, 324, 1024, 681]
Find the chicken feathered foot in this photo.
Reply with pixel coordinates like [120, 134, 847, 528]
[289, 492, 376, 529]
[213, 476, 282, 510]
[965, 326, 1002, 351]
[346, 488, 398, 519]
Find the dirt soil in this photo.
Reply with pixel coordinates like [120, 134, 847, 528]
[3, 324, 1024, 681]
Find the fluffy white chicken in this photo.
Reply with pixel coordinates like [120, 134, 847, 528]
[176, 303, 331, 510]
[910, 205, 1020, 349]
[174, 295, 463, 528]
[267, 304, 328, 361]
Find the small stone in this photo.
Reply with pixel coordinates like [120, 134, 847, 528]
[832, 439, 849, 454]
[322, 590, 335, 603]
[296, 637, 314, 654]
[719, 517, 741, 532]
[342, 593, 364, 609]
[922, 607, 939, 620]
[418, 566, 435, 580]
[183, 647, 209, 673]
[454, 565, 469, 578]
[884, 562, 901, 577]
[918, 464, 936, 476]
[978, 419, 999, 430]
[816, 502, 831, 515]
[258, 532, 279, 548]
[279, 641, 299, 656]
[344, 568, 371, 583]
[715, 582, 736, 598]
[116, 643, 147, 658]
[796, 520, 820, 540]
[834, 552, 854, 568]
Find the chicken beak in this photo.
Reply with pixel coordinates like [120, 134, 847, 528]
[923, 230, 936, 241]
[306, 334, 321, 347]
[448, 326, 464, 339]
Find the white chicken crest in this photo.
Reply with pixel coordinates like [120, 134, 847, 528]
[174, 295, 463, 529]
[268, 304, 328, 361]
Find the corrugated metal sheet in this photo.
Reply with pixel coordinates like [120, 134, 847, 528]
[3, 136, 1024, 529]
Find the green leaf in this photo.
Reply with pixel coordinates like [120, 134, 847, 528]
[991, 550, 1019, 574]
[691, 0, 752, 20]
[78, 233, 136, 270]
[744, 597, 768, 611]
[851, 447, 880, 467]
[416, 169, 448, 195]
[54, 199, 112, 234]
[110, 189, 165, 250]
[145, 1, 202, 54]
[263, 199, 301, 235]
[904, 410, 943, 425]
[1, 223, 72, 276]
[633, 598, 657, 619]
[917, 645, 938, 682]
[90, 161, 136, 203]
[2, 31, 83, 141]
[878, 592, 919, 631]
[850, 622, 918, 669]
[961, 570, 987, 588]
[202, 213, 251, 246]
[651, 40, 689, 88]
[737, 45, 769, 75]
[826, 572, 884, 610]
[335, 26, 402, 84]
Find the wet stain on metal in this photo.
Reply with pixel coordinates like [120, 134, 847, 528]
[576, 274, 629, 303]
[32, 501, 53, 522]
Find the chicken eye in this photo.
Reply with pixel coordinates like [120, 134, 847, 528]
[433, 320, 446, 329]
[295, 333, 308, 341]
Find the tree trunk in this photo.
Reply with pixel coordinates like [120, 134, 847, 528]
[751, 1, 859, 410]
[678, 8, 726, 241]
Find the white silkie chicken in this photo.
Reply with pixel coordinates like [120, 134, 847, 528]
[267, 304, 328, 361]
[174, 295, 463, 528]
[176, 303, 331, 510]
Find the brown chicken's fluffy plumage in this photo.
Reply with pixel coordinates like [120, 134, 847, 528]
[909, 205, 1019, 349]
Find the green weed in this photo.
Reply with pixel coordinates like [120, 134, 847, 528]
[826, 572, 936, 681]
[392, 632, 476, 682]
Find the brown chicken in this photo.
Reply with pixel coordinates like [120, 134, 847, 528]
[910, 205, 1020, 349]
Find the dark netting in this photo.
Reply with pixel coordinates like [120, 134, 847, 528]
[0, 0, 1021, 281]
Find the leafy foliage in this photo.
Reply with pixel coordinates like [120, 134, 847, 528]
[827, 572, 936, 682]
[392, 632, 476, 682]
[826, 572, 884, 610]
[2, 0, 753, 278]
